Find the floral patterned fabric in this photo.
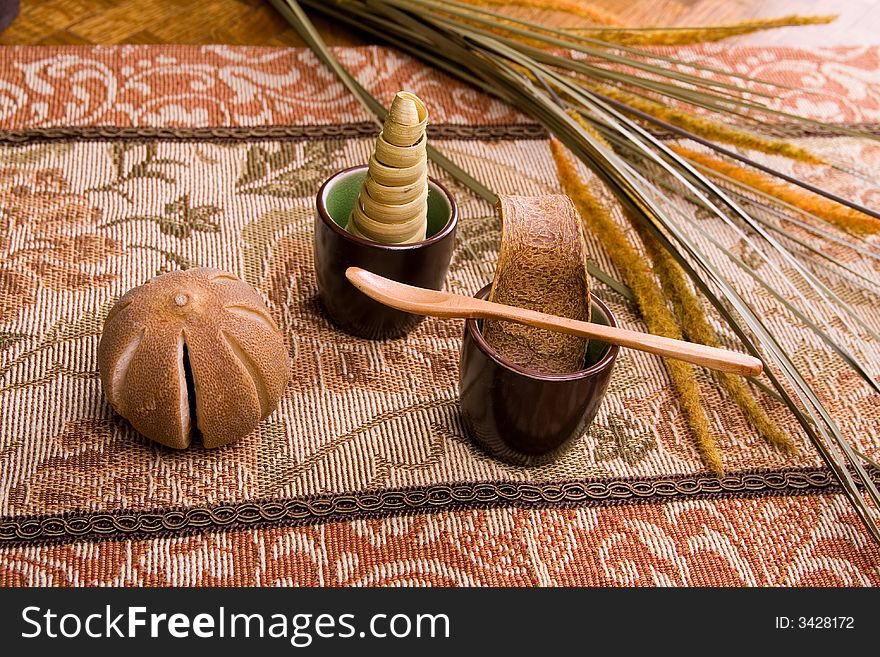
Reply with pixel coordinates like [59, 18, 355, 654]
[0, 45, 877, 586]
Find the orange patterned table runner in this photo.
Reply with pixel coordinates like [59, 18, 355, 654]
[0, 45, 877, 585]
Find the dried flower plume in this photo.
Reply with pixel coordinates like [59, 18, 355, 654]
[672, 145, 880, 236]
[632, 221, 798, 455]
[552, 138, 723, 474]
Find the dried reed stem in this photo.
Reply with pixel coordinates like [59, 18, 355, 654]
[585, 84, 823, 164]
[671, 145, 880, 235]
[567, 108, 613, 149]
[569, 15, 836, 46]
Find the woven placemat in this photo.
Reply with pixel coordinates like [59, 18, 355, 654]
[0, 45, 877, 585]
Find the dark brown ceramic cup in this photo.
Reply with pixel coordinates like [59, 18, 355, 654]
[459, 285, 620, 466]
[315, 165, 458, 339]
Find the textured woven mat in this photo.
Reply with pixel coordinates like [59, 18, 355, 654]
[0, 45, 878, 585]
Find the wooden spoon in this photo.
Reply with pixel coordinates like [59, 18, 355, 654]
[345, 267, 763, 377]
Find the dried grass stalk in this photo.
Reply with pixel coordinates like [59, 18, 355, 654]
[569, 15, 835, 46]
[552, 138, 723, 474]
[583, 84, 823, 164]
[567, 108, 613, 149]
[671, 145, 880, 235]
[632, 220, 798, 454]
[469, 0, 621, 26]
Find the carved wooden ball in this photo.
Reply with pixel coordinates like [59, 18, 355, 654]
[97, 268, 290, 449]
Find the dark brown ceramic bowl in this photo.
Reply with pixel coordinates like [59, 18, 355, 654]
[315, 165, 458, 339]
[459, 285, 620, 466]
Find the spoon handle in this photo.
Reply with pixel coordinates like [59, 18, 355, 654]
[479, 299, 762, 377]
[343, 267, 763, 377]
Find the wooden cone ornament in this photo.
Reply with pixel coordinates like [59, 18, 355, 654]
[348, 91, 429, 244]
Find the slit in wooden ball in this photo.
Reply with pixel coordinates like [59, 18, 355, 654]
[97, 267, 291, 449]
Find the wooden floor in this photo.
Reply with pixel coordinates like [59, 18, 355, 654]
[0, 0, 878, 47]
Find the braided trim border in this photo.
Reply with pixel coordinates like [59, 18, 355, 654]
[1, 467, 874, 548]
[0, 123, 548, 143]
[0, 122, 876, 144]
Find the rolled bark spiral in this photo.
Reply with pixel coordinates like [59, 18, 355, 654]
[348, 91, 429, 244]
